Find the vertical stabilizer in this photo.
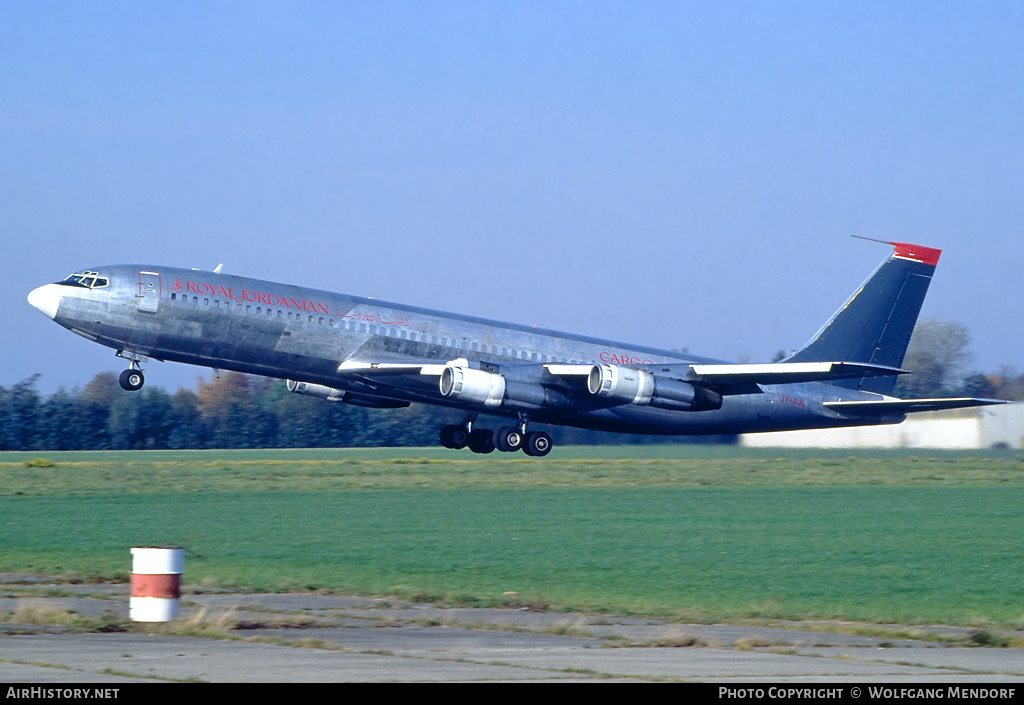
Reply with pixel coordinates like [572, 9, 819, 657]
[787, 242, 941, 394]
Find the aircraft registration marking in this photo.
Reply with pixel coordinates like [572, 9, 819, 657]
[780, 395, 807, 407]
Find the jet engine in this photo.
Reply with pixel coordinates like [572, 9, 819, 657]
[439, 366, 569, 411]
[586, 364, 722, 411]
[286, 380, 410, 408]
[287, 379, 346, 401]
[439, 366, 505, 407]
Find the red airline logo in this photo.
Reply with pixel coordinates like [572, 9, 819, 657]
[599, 351, 654, 366]
[182, 280, 329, 315]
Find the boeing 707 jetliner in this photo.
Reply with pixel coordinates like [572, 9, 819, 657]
[27, 241, 1001, 455]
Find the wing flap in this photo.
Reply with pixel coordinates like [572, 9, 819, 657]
[686, 361, 905, 388]
[337, 359, 449, 376]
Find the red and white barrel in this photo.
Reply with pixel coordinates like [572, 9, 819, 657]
[129, 547, 183, 622]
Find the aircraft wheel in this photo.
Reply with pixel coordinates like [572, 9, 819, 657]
[440, 425, 469, 450]
[467, 428, 495, 454]
[119, 369, 145, 391]
[523, 431, 552, 457]
[493, 426, 524, 453]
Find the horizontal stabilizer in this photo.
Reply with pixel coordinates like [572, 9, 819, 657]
[825, 397, 1008, 415]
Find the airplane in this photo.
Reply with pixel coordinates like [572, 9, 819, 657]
[27, 240, 1002, 456]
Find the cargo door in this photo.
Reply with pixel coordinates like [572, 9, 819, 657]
[137, 271, 161, 313]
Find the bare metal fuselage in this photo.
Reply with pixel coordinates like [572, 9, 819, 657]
[32, 264, 878, 436]
[30, 243, 999, 454]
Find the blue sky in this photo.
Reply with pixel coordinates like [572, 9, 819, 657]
[3, 1, 1022, 393]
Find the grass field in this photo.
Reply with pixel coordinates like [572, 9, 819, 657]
[2, 446, 1023, 626]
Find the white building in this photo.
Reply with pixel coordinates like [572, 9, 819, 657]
[740, 402, 1024, 450]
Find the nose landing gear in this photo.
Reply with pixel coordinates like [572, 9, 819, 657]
[118, 365, 145, 391]
[116, 351, 146, 391]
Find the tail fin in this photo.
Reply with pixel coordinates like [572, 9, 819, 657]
[787, 241, 941, 394]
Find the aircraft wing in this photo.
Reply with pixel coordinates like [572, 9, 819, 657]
[337, 359, 906, 396]
[541, 361, 905, 388]
[824, 397, 1008, 415]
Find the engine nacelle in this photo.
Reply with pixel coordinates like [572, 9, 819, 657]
[588, 364, 654, 404]
[439, 366, 505, 407]
[287, 379, 346, 402]
[286, 380, 410, 408]
[586, 365, 722, 411]
[439, 366, 570, 410]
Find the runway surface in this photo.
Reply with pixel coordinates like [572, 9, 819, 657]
[1, 576, 1022, 683]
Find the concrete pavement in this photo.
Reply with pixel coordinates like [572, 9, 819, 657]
[1, 577, 1022, 683]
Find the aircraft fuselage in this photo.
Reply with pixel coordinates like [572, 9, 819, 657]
[30, 244, 999, 455]
[30, 265, 869, 436]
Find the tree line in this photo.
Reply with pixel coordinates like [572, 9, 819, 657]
[0, 371, 454, 451]
[891, 319, 1022, 400]
[0, 371, 731, 451]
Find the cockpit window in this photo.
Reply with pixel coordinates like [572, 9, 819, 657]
[60, 271, 109, 289]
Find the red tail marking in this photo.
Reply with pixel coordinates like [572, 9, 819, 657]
[891, 242, 941, 266]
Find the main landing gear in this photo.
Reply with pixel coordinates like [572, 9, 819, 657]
[439, 413, 553, 457]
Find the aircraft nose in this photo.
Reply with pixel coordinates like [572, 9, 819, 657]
[27, 283, 62, 320]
